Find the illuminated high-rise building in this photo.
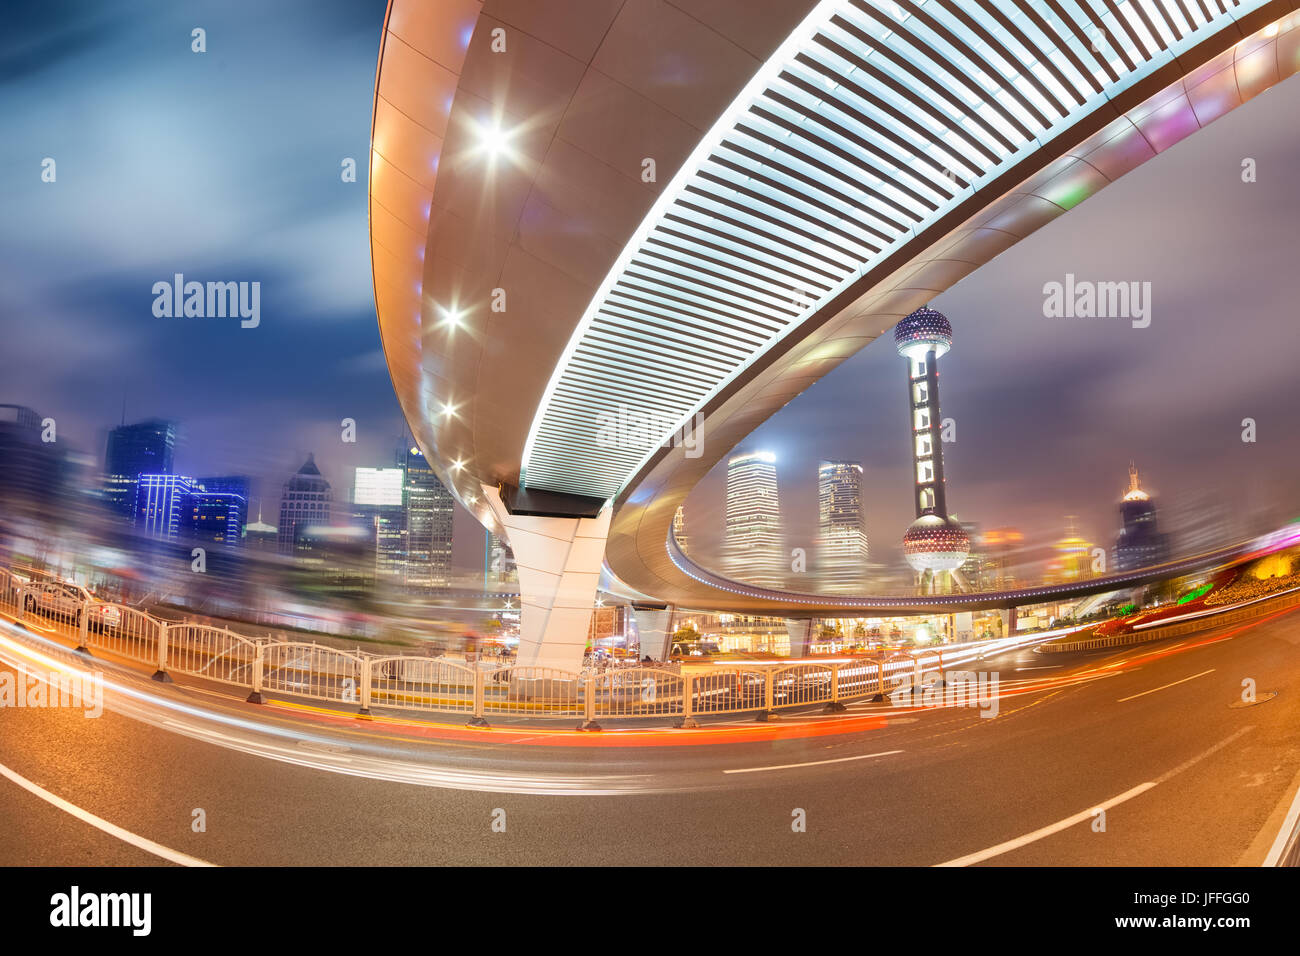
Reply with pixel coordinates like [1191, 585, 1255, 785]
[103, 419, 176, 518]
[351, 466, 407, 582]
[278, 454, 331, 555]
[983, 527, 1023, 589]
[182, 491, 245, 547]
[958, 520, 985, 590]
[134, 474, 194, 539]
[196, 475, 250, 536]
[673, 505, 689, 555]
[404, 447, 453, 589]
[1048, 517, 1095, 584]
[1115, 464, 1170, 570]
[894, 308, 969, 593]
[0, 405, 62, 517]
[817, 461, 867, 594]
[724, 451, 784, 589]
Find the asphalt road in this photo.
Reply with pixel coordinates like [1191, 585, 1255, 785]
[2, 605, 1299, 866]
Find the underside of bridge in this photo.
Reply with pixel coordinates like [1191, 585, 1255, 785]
[370, 0, 1300, 668]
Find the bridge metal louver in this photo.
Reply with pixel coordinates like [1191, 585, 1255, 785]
[522, 0, 1263, 498]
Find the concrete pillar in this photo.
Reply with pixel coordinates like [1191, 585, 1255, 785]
[482, 484, 610, 672]
[632, 605, 673, 662]
[785, 618, 813, 658]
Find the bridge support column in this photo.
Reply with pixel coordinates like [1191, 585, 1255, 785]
[785, 619, 813, 658]
[483, 485, 610, 673]
[632, 605, 673, 662]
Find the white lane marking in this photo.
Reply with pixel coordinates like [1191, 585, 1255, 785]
[935, 783, 1156, 867]
[1263, 770, 1300, 866]
[1117, 669, 1215, 703]
[723, 750, 902, 774]
[1153, 726, 1253, 785]
[937, 727, 1253, 868]
[0, 760, 216, 867]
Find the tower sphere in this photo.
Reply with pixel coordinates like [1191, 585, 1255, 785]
[894, 307, 952, 360]
[902, 514, 970, 572]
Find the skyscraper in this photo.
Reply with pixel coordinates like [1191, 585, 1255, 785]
[278, 455, 331, 555]
[983, 527, 1023, 589]
[196, 475, 251, 537]
[894, 308, 969, 594]
[958, 520, 986, 590]
[351, 466, 407, 582]
[1115, 464, 1171, 570]
[404, 447, 453, 589]
[181, 492, 245, 546]
[1048, 517, 1096, 583]
[817, 461, 867, 594]
[134, 474, 194, 539]
[103, 419, 176, 517]
[0, 405, 61, 516]
[672, 505, 688, 555]
[724, 451, 784, 589]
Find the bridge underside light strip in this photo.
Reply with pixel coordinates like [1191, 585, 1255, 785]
[522, 0, 1268, 498]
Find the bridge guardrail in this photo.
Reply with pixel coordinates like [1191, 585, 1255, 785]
[0, 560, 1138, 726]
[1036, 588, 1300, 654]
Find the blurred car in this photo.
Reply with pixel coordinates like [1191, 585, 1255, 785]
[23, 581, 120, 631]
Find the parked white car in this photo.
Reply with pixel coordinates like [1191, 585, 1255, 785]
[23, 582, 119, 631]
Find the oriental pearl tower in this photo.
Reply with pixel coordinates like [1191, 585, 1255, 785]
[894, 307, 969, 595]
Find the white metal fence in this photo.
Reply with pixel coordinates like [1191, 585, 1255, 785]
[7, 559, 1279, 724]
[0, 572, 950, 722]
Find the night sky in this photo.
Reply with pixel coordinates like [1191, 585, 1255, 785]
[5, 0, 1299, 582]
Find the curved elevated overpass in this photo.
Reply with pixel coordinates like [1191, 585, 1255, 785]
[369, 0, 1300, 666]
[655, 530, 1269, 615]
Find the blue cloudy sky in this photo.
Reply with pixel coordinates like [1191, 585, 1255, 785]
[0, 1, 502, 557]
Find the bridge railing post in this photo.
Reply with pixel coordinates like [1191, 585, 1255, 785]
[824, 662, 846, 713]
[580, 673, 600, 731]
[76, 599, 91, 654]
[757, 667, 777, 721]
[675, 670, 697, 728]
[152, 620, 173, 682]
[246, 642, 265, 704]
[358, 657, 372, 717]
[467, 666, 489, 727]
